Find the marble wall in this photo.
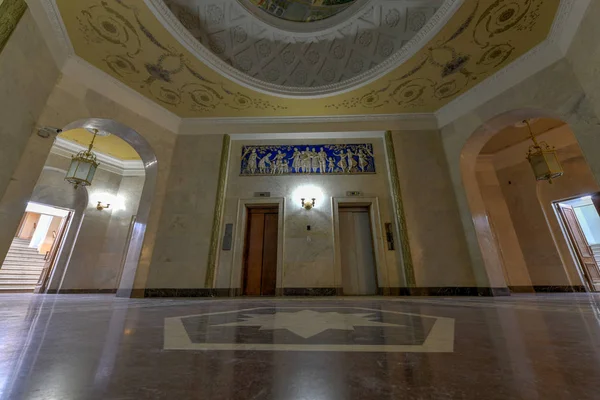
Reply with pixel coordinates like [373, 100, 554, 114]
[391, 130, 477, 288]
[0, 72, 177, 295]
[213, 137, 400, 290]
[27, 151, 144, 291]
[0, 10, 60, 265]
[147, 134, 225, 289]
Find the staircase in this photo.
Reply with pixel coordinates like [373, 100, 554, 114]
[0, 238, 46, 292]
[592, 244, 600, 267]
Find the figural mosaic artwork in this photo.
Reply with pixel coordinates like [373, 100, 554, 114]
[240, 144, 375, 176]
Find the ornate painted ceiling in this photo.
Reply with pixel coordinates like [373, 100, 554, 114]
[163, 0, 442, 90]
[247, 0, 357, 23]
[59, 129, 141, 160]
[55, 0, 560, 118]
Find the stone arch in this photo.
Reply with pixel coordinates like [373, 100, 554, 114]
[60, 118, 158, 297]
[30, 166, 89, 293]
[460, 108, 599, 292]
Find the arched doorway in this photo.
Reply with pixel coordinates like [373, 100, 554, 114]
[0, 119, 157, 297]
[461, 111, 600, 293]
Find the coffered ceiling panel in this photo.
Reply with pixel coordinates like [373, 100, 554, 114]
[163, 0, 442, 90]
[55, 0, 559, 118]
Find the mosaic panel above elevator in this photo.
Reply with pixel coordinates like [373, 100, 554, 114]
[240, 144, 375, 176]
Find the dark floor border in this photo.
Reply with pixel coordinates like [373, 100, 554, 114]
[509, 285, 587, 293]
[143, 288, 236, 298]
[281, 288, 339, 296]
[46, 289, 117, 294]
[380, 287, 511, 296]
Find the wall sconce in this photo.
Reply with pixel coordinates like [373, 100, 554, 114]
[301, 198, 316, 210]
[96, 201, 111, 211]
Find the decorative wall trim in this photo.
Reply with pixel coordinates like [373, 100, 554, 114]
[384, 131, 415, 287]
[0, 0, 27, 53]
[281, 288, 339, 296]
[46, 288, 117, 294]
[51, 137, 145, 176]
[205, 134, 231, 287]
[144, 288, 235, 297]
[383, 287, 511, 296]
[509, 285, 587, 293]
[147, 0, 462, 98]
[436, 0, 590, 127]
[179, 113, 439, 133]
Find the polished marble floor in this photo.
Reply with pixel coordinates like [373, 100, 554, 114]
[2, 294, 600, 399]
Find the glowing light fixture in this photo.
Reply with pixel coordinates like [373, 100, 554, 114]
[65, 129, 100, 189]
[96, 202, 111, 211]
[301, 198, 316, 210]
[524, 119, 563, 184]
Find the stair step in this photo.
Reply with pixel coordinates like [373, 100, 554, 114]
[0, 265, 45, 270]
[3, 257, 46, 263]
[0, 285, 35, 291]
[5, 253, 44, 261]
[0, 281, 37, 287]
[0, 270, 43, 276]
[2, 262, 46, 268]
[0, 276, 40, 283]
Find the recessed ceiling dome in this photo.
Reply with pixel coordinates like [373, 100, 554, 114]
[163, 0, 448, 96]
[247, 0, 358, 23]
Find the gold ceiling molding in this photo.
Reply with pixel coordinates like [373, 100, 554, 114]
[56, 0, 559, 118]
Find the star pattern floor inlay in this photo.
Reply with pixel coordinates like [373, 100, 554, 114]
[164, 306, 455, 352]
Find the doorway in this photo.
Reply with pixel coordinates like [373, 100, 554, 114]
[0, 202, 72, 293]
[339, 205, 378, 295]
[242, 206, 279, 296]
[555, 194, 600, 291]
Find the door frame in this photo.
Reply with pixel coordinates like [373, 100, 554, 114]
[231, 197, 285, 292]
[332, 197, 389, 292]
[552, 196, 596, 292]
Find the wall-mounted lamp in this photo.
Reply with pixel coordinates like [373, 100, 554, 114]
[301, 198, 316, 210]
[96, 201, 111, 211]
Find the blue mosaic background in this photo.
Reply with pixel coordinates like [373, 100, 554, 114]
[240, 144, 375, 176]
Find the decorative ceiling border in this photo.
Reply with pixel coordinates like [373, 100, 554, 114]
[145, 0, 463, 98]
[435, 0, 589, 127]
[52, 137, 146, 176]
[235, 0, 374, 36]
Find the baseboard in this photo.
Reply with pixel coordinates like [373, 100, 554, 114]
[281, 288, 339, 296]
[143, 288, 237, 298]
[380, 287, 511, 296]
[509, 285, 587, 293]
[46, 289, 117, 294]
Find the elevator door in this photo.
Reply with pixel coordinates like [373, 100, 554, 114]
[243, 206, 279, 296]
[339, 206, 378, 295]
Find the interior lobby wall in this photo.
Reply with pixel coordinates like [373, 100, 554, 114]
[0, 9, 60, 265]
[146, 134, 225, 290]
[0, 73, 177, 296]
[441, 57, 600, 292]
[391, 130, 476, 288]
[213, 137, 400, 292]
[29, 152, 144, 292]
[442, 2, 600, 290]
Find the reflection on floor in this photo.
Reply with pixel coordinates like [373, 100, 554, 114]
[2, 294, 600, 399]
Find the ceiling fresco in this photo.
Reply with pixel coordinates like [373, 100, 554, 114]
[163, 0, 442, 90]
[56, 0, 560, 118]
[59, 129, 142, 160]
[247, 0, 357, 23]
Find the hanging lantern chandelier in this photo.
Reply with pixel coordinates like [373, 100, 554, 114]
[65, 128, 100, 189]
[524, 119, 563, 184]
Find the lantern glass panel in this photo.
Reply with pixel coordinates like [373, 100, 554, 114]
[529, 153, 550, 180]
[544, 151, 563, 175]
[74, 161, 92, 181]
[87, 164, 97, 183]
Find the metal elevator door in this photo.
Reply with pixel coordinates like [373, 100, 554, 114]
[339, 207, 378, 295]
